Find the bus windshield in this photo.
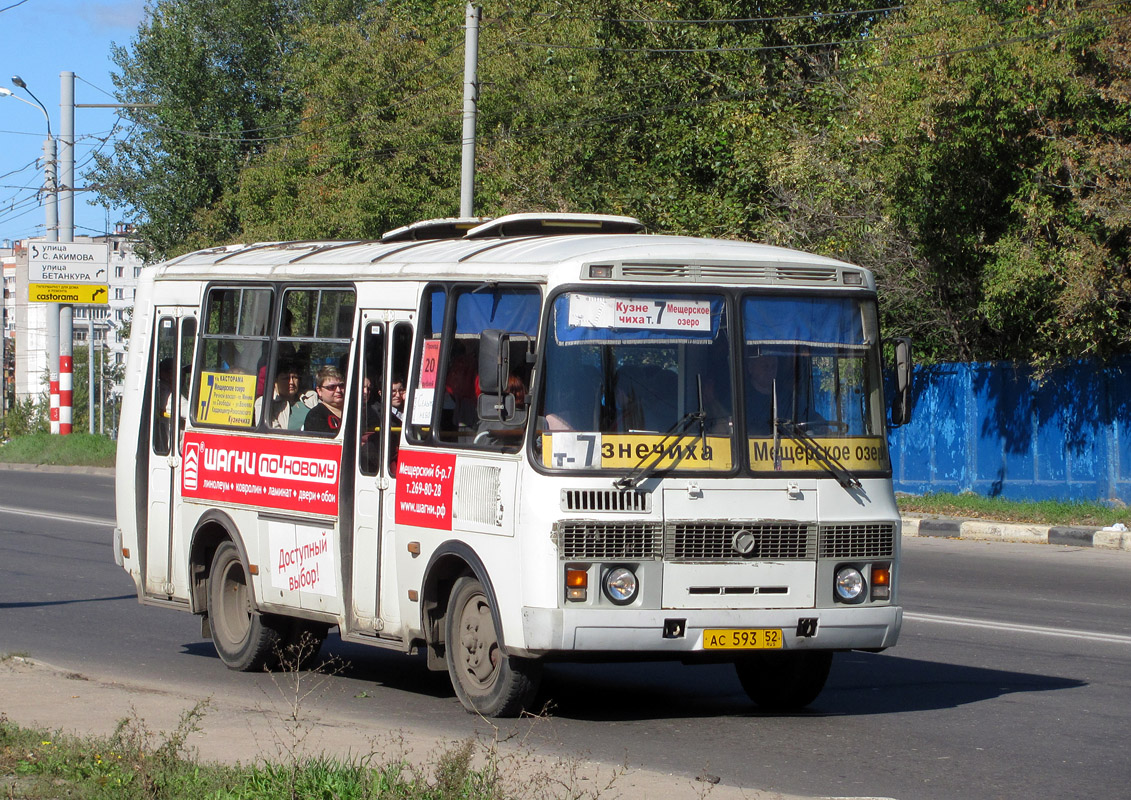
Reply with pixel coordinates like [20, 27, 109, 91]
[536, 291, 735, 472]
[741, 294, 888, 475]
[536, 290, 889, 477]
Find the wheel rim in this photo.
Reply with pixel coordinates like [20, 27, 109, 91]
[215, 557, 251, 647]
[456, 591, 500, 693]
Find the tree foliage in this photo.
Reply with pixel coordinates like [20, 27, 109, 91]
[90, 0, 1131, 365]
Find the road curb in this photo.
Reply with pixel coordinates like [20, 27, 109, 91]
[0, 462, 114, 476]
[902, 516, 1131, 551]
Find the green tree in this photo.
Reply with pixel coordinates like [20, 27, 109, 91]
[89, 0, 368, 260]
[761, 0, 1131, 364]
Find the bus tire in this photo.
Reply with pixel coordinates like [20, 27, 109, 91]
[445, 576, 541, 717]
[207, 541, 284, 672]
[734, 650, 833, 711]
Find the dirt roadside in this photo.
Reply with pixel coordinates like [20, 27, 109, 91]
[0, 656, 825, 800]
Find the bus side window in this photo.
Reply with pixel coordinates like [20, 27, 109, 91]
[388, 322, 413, 472]
[177, 318, 196, 450]
[152, 317, 177, 455]
[358, 322, 384, 476]
[194, 287, 273, 429]
[278, 287, 355, 436]
[443, 285, 540, 449]
[406, 286, 446, 444]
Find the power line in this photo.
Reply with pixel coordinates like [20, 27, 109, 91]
[527, 3, 910, 26]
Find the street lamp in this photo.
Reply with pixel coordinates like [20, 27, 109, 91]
[5, 76, 53, 136]
[0, 84, 56, 230]
[4, 75, 61, 433]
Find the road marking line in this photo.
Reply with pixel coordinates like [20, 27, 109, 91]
[905, 611, 1131, 645]
[0, 504, 114, 528]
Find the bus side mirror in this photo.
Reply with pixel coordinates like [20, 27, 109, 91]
[477, 329, 526, 426]
[890, 337, 913, 427]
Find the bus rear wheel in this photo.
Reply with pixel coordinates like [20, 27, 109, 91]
[734, 650, 833, 711]
[445, 577, 541, 717]
[207, 541, 284, 672]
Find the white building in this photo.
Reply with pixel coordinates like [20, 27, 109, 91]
[2, 242, 17, 414]
[11, 224, 143, 404]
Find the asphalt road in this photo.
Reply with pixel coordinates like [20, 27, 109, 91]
[1, 468, 1129, 799]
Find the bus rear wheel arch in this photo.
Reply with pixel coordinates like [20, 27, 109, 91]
[734, 650, 834, 711]
[444, 576, 542, 717]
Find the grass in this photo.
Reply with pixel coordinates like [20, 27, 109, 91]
[0, 433, 116, 468]
[0, 639, 621, 800]
[0, 711, 596, 800]
[897, 492, 1129, 528]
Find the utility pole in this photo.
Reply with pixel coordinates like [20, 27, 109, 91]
[58, 71, 75, 434]
[64, 73, 155, 436]
[459, 2, 481, 218]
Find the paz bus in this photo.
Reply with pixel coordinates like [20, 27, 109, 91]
[114, 212, 913, 717]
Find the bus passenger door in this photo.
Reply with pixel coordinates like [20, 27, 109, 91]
[350, 314, 413, 635]
[145, 309, 197, 599]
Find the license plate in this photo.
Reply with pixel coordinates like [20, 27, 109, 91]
[702, 628, 783, 650]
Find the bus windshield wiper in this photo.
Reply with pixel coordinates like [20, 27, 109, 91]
[774, 419, 862, 490]
[614, 376, 707, 490]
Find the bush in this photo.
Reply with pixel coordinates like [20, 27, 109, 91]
[1, 394, 48, 438]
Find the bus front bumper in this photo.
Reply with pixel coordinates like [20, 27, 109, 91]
[516, 605, 902, 657]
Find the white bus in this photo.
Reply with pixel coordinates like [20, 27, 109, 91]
[114, 213, 913, 717]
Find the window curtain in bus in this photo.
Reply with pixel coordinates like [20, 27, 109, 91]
[430, 290, 540, 335]
[743, 296, 868, 349]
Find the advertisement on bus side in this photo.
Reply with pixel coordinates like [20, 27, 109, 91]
[180, 431, 341, 516]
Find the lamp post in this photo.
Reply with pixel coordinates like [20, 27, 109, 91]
[4, 76, 61, 433]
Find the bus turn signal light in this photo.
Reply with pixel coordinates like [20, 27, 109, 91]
[872, 565, 891, 600]
[566, 568, 588, 601]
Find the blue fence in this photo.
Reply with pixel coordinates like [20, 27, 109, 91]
[888, 357, 1131, 503]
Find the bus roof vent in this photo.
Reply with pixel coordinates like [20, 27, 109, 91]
[465, 213, 645, 239]
[381, 217, 491, 243]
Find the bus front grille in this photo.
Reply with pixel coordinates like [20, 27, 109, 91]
[818, 523, 896, 559]
[553, 520, 894, 562]
[554, 522, 663, 560]
[667, 522, 817, 561]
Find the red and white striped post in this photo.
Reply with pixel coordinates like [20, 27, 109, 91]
[48, 369, 59, 433]
[58, 352, 73, 434]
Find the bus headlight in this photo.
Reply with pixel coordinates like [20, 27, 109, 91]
[834, 567, 865, 602]
[603, 567, 639, 605]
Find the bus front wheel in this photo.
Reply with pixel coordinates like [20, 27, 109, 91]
[734, 650, 833, 711]
[445, 577, 541, 717]
[207, 541, 284, 672]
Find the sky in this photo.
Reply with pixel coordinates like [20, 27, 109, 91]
[0, 0, 146, 245]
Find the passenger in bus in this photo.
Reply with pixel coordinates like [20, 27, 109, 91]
[388, 374, 407, 424]
[445, 341, 477, 429]
[287, 384, 318, 430]
[254, 359, 301, 428]
[303, 366, 346, 433]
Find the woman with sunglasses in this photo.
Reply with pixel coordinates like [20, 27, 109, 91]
[303, 365, 347, 433]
